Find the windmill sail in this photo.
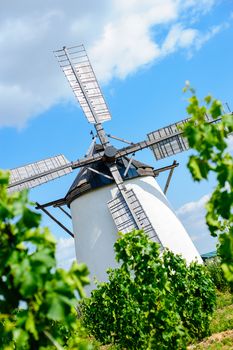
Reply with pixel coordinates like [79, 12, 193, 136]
[54, 45, 111, 124]
[108, 189, 161, 243]
[147, 114, 218, 160]
[147, 124, 189, 160]
[8, 155, 72, 193]
[116, 113, 226, 161]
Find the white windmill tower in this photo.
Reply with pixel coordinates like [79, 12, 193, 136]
[7, 45, 231, 292]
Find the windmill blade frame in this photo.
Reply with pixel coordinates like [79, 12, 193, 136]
[107, 163, 160, 242]
[54, 45, 111, 125]
[8, 155, 72, 193]
[107, 188, 161, 243]
[115, 114, 223, 160]
[8, 151, 105, 193]
[147, 114, 225, 160]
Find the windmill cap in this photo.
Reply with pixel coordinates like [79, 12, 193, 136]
[65, 143, 154, 205]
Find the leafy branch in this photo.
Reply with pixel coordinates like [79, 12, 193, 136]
[0, 170, 95, 349]
[183, 83, 233, 282]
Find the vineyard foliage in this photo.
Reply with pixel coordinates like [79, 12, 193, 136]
[0, 171, 94, 349]
[82, 230, 216, 349]
[205, 257, 232, 292]
[182, 85, 233, 282]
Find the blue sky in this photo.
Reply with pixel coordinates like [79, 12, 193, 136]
[0, 0, 232, 268]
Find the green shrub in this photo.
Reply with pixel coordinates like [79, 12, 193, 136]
[163, 251, 216, 340]
[205, 257, 232, 292]
[82, 230, 216, 349]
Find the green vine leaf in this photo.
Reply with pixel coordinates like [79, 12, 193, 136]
[0, 171, 95, 349]
[183, 85, 233, 283]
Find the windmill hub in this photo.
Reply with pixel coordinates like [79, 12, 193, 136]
[103, 145, 117, 162]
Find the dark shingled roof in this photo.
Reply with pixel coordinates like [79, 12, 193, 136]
[65, 143, 154, 204]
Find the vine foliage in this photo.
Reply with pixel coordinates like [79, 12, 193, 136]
[0, 170, 94, 349]
[82, 230, 216, 349]
[183, 84, 233, 282]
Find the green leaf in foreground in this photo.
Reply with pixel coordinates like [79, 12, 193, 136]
[182, 88, 233, 283]
[0, 170, 95, 349]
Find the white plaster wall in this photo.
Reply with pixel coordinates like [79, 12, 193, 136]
[70, 185, 119, 295]
[122, 177, 202, 264]
[70, 176, 202, 294]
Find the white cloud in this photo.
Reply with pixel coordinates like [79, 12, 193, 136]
[176, 193, 218, 254]
[56, 237, 76, 270]
[161, 20, 230, 59]
[161, 24, 198, 55]
[0, 0, 228, 128]
[176, 193, 210, 216]
[227, 135, 233, 153]
[192, 21, 230, 52]
[90, 20, 160, 82]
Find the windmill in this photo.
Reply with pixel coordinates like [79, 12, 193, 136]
[7, 45, 232, 292]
